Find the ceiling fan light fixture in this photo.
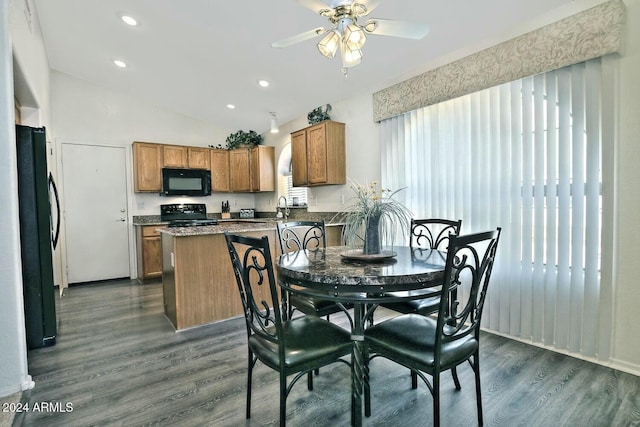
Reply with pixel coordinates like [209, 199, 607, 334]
[270, 112, 279, 134]
[317, 30, 340, 59]
[341, 44, 362, 68]
[344, 24, 366, 50]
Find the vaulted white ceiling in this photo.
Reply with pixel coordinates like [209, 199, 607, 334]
[33, 0, 585, 133]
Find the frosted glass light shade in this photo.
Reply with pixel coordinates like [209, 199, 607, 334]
[344, 24, 366, 50]
[317, 30, 341, 59]
[341, 44, 362, 68]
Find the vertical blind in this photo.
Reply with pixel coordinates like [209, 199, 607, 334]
[381, 57, 613, 360]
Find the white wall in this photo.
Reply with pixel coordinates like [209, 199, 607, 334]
[0, 0, 38, 397]
[611, 0, 640, 373]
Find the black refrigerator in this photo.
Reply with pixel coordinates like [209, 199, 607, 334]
[16, 125, 58, 349]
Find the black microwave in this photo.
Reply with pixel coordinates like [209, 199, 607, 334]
[162, 168, 211, 196]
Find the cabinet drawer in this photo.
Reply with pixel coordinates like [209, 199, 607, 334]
[142, 226, 161, 237]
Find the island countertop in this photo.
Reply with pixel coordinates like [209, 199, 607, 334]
[157, 219, 344, 237]
[157, 219, 275, 237]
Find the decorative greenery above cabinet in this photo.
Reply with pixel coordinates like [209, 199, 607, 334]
[291, 120, 346, 187]
[132, 141, 274, 194]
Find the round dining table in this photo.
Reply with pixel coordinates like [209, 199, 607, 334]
[277, 245, 448, 427]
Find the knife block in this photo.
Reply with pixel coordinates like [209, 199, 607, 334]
[221, 212, 231, 219]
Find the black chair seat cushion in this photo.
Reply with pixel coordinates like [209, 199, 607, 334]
[289, 293, 348, 317]
[381, 295, 439, 316]
[249, 316, 352, 371]
[365, 314, 478, 371]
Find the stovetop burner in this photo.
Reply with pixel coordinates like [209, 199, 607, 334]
[168, 219, 218, 228]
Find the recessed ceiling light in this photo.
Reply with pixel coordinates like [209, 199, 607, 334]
[113, 60, 127, 68]
[121, 15, 137, 26]
[257, 80, 270, 88]
[226, 104, 236, 109]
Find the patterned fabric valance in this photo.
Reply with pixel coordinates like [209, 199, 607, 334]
[372, 0, 625, 123]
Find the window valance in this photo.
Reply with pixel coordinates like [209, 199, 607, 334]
[372, 0, 625, 123]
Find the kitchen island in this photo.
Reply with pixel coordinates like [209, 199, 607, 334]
[158, 220, 343, 330]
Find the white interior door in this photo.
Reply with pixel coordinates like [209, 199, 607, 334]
[61, 143, 130, 284]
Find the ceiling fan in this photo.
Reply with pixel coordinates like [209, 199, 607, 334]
[271, 0, 429, 74]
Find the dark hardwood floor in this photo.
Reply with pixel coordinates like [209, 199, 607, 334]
[14, 279, 640, 426]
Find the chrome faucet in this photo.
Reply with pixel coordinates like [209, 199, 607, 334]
[277, 196, 290, 220]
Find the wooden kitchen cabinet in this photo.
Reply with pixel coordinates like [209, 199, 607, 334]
[136, 225, 163, 280]
[229, 146, 275, 192]
[133, 141, 273, 193]
[250, 146, 275, 192]
[229, 149, 251, 192]
[163, 145, 210, 169]
[163, 145, 188, 168]
[291, 120, 346, 186]
[133, 142, 163, 192]
[210, 149, 231, 192]
[187, 147, 211, 169]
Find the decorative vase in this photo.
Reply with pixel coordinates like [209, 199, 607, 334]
[363, 213, 382, 255]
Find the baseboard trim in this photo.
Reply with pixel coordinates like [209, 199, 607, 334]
[483, 328, 640, 378]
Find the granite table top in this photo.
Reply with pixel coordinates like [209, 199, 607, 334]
[277, 246, 447, 295]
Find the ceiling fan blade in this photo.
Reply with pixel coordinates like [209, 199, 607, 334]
[296, 0, 333, 15]
[363, 18, 430, 39]
[271, 27, 328, 48]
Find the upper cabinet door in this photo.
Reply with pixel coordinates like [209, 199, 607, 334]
[133, 142, 162, 192]
[188, 147, 211, 169]
[229, 149, 251, 192]
[291, 130, 308, 187]
[250, 146, 275, 192]
[306, 124, 329, 185]
[290, 121, 346, 187]
[210, 149, 230, 192]
[163, 145, 187, 168]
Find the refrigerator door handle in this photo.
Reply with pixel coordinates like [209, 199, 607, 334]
[49, 172, 61, 249]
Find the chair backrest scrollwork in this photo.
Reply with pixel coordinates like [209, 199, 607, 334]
[435, 228, 502, 356]
[277, 220, 327, 254]
[410, 218, 462, 251]
[225, 232, 283, 345]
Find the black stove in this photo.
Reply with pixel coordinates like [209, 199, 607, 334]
[161, 203, 217, 227]
[168, 219, 218, 228]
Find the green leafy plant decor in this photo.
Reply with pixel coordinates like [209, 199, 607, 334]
[307, 104, 332, 125]
[225, 130, 263, 150]
[333, 180, 412, 254]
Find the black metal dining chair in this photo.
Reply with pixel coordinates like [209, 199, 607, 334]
[224, 232, 352, 427]
[276, 220, 347, 320]
[364, 228, 501, 426]
[380, 218, 462, 317]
